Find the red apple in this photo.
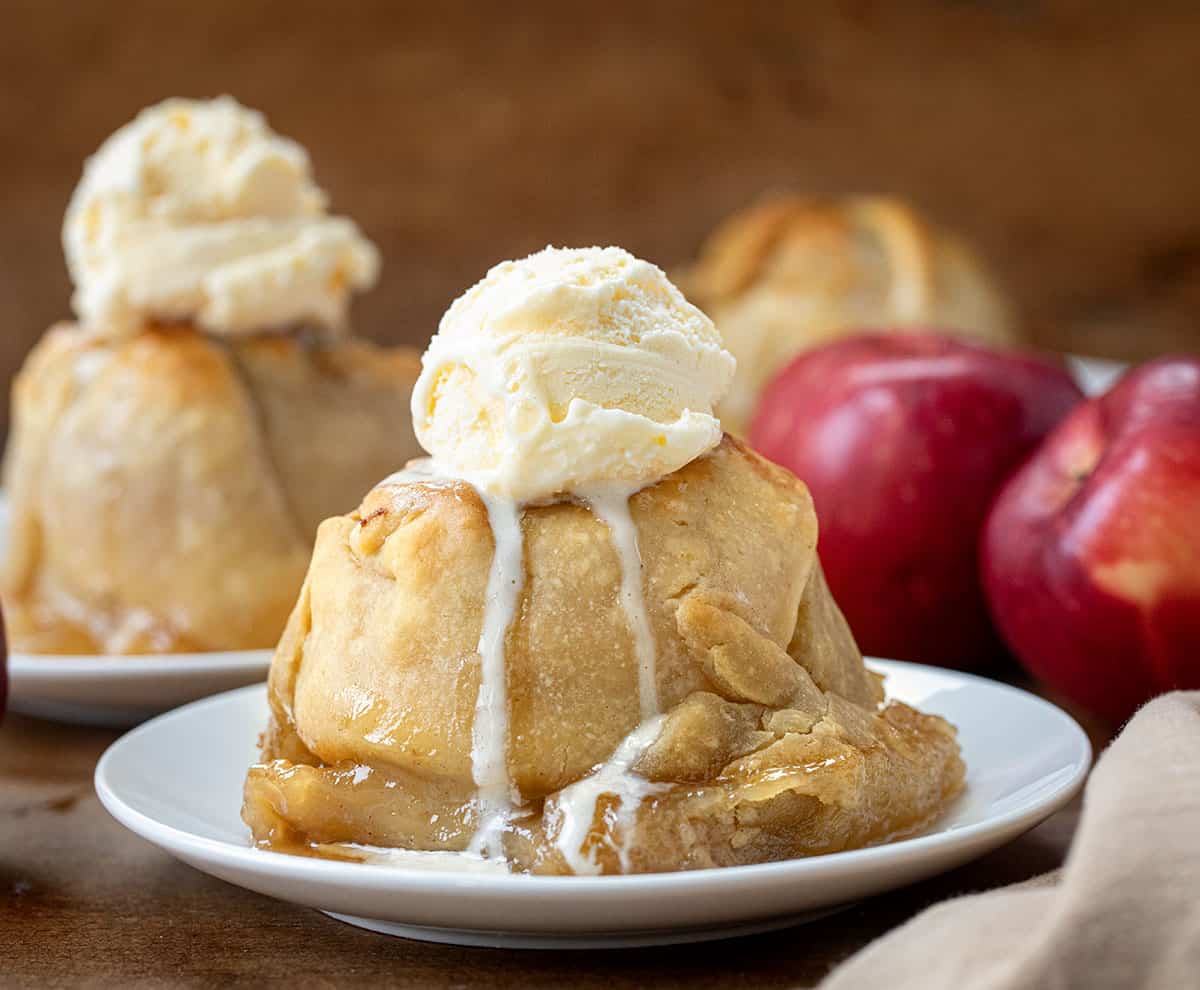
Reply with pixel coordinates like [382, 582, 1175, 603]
[982, 356, 1200, 722]
[749, 332, 1083, 668]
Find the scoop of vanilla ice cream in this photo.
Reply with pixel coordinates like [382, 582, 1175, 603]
[63, 96, 379, 337]
[410, 246, 736, 500]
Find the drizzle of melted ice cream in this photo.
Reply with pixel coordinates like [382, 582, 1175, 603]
[549, 713, 668, 875]
[397, 246, 734, 873]
[585, 492, 660, 720]
[330, 843, 512, 874]
[380, 458, 668, 871]
[462, 481, 665, 869]
[465, 491, 526, 859]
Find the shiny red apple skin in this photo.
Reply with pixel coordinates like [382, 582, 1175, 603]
[982, 357, 1200, 722]
[749, 332, 1084, 669]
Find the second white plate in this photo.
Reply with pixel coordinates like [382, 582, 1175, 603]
[8, 649, 273, 727]
[95, 659, 1091, 948]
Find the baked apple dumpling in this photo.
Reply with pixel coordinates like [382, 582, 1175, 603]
[243, 246, 965, 874]
[677, 195, 1021, 433]
[1, 98, 422, 653]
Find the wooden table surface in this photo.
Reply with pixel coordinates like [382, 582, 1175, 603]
[0, 691, 1111, 989]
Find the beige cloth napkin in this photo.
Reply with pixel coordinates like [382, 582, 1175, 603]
[820, 692, 1200, 990]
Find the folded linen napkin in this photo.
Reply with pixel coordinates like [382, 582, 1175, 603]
[820, 692, 1200, 990]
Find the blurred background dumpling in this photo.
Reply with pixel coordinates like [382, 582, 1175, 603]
[677, 196, 1021, 433]
[0, 97, 423, 654]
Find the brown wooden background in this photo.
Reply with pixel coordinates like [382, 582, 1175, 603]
[1, 1, 1198, 436]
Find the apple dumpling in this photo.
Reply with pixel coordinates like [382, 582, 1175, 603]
[676, 195, 1022, 433]
[2, 325, 419, 653]
[242, 246, 965, 874]
[0, 97, 422, 654]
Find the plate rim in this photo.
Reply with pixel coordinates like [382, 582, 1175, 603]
[9, 648, 275, 680]
[94, 658, 1093, 895]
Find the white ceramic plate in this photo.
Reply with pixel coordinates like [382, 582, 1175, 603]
[95, 660, 1091, 949]
[8, 649, 273, 727]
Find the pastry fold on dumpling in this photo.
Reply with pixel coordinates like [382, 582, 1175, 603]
[678, 195, 1021, 433]
[243, 436, 964, 874]
[1, 323, 421, 654]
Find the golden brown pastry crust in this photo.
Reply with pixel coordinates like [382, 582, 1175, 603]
[243, 436, 964, 873]
[1, 323, 421, 653]
[677, 195, 1021, 433]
